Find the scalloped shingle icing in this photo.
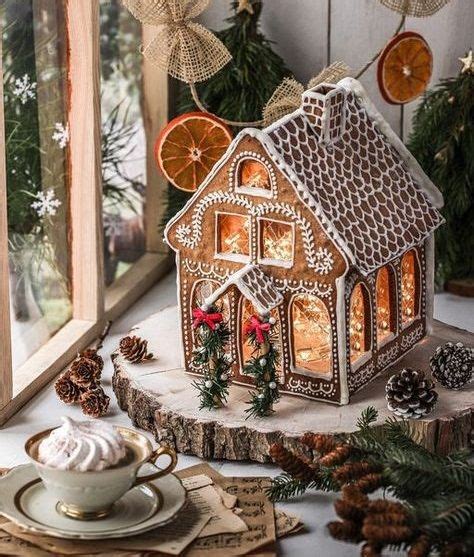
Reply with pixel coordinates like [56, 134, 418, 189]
[265, 84, 443, 275]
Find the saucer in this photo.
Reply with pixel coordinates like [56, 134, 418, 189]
[0, 464, 186, 540]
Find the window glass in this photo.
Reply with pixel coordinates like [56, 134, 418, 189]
[260, 219, 293, 263]
[291, 294, 331, 374]
[376, 266, 394, 344]
[350, 283, 371, 363]
[217, 213, 250, 258]
[401, 250, 418, 325]
[239, 159, 271, 190]
[3, 0, 71, 370]
[100, 0, 146, 285]
[192, 279, 229, 321]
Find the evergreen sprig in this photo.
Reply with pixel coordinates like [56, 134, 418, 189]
[191, 304, 232, 410]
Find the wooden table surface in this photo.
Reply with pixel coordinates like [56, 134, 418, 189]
[1, 271, 473, 557]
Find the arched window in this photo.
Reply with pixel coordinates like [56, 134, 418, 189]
[192, 280, 229, 321]
[376, 266, 395, 344]
[401, 250, 419, 326]
[238, 159, 271, 191]
[291, 294, 331, 374]
[240, 299, 282, 375]
[350, 283, 371, 363]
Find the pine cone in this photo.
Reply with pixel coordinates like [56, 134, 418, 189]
[334, 498, 366, 522]
[269, 444, 319, 482]
[301, 432, 337, 455]
[80, 387, 110, 418]
[119, 335, 154, 363]
[362, 523, 413, 544]
[55, 373, 81, 404]
[320, 445, 352, 467]
[327, 520, 362, 542]
[408, 535, 432, 557]
[430, 342, 473, 390]
[361, 543, 383, 557]
[354, 473, 383, 493]
[385, 368, 438, 419]
[80, 348, 104, 371]
[333, 461, 382, 486]
[69, 357, 100, 388]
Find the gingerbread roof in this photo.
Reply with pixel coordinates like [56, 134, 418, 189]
[204, 265, 283, 315]
[165, 78, 443, 275]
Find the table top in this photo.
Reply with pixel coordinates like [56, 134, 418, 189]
[2, 271, 473, 557]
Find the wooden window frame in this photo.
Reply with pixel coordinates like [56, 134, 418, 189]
[0, 1, 171, 425]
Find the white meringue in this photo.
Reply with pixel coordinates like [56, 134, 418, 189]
[38, 417, 127, 471]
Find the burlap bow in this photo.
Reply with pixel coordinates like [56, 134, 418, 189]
[378, 0, 450, 17]
[262, 61, 351, 127]
[123, 0, 232, 83]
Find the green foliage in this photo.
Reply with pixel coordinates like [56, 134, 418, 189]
[407, 66, 474, 285]
[191, 304, 232, 410]
[163, 0, 291, 223]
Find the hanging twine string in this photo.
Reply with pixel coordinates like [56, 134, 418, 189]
[378, 0, 450, 17]
[262, 61, 352, 127]
[122, 0, 232, 83]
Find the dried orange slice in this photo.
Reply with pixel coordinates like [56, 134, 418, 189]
[378, 31, 432, 105]
[155, 112, 232, 192]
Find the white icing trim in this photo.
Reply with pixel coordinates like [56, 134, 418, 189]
[425, 235, 435, 335]
[338, 77, 443, 209]
[336, 274, 349, 404]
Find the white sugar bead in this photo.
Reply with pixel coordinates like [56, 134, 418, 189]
[259, 358, 267, 367]
[269, 381, 277, 390]
[205, 380, 213, 389]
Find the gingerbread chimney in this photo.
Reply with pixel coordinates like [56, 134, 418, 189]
[301, 83, 347, 144]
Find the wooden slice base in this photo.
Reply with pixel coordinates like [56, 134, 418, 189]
[112, 306, 473, 462]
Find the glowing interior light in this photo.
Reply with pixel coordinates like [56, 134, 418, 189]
[240, 160, 271, 190]
[350, 283, 368, 363]
[261, 220, 293, 262]
[291, 294, 331, 374]
[192, 280, 230, 320]
[376, 266, 392, 343]
[401, 251, 417, 325]
[218, 214, 250, 256]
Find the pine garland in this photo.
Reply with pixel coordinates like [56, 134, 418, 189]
[242, 314, 280, 417]
[267, 407, 474, 556]
[191, 304, 232, 410]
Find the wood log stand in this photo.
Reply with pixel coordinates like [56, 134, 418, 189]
[112, 306, 473, 463]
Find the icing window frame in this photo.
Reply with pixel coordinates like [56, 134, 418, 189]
[375, 264, 397, 347]
[400, 249, 421, 328]
[257, 217, 295, 268]
[232, 153, 276, 198]
[214, 211, 251, 264]
[349, 282, 372, 368]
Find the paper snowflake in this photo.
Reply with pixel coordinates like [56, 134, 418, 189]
[31, 189, 61, 218]
[52, 122, 69, 149]
[12, 74, 37, 105]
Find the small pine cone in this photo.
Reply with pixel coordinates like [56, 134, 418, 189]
[368, 499, 406, 515]
[80, 387, 110, 418]
[365, 512, 408, 527]
[362, 523, 413, 544]
[333, 461, 382, 486]
[119, 335, 154, 363]
[327, 520, 362, 543]
[361, 543, 383, 557]
[80, 348, 104, 371]
[334, 498, 366, 522]
[301, 432, 337, 455]
[430, 342, 473, 390]
[408, 535, 432, 557]
[269, 444, 319, 482]
[69, 357, 100, 388]
[385, 368, 438, 419]
[55, 373, 81, 404]
[320, 445, 353, 467]
[354, 473, 384, 493]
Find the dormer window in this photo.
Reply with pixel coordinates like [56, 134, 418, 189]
[232, 153, 276, 198]
[258, 218, 294, 267]
[215, 212, 250, 262]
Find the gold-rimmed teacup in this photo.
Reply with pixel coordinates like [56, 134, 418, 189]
[25, 425, 177, 521]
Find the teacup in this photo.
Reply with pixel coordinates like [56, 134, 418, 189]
[25, 425, 177, 520]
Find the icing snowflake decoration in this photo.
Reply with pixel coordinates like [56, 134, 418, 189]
[52, 122, 69, 149]
[31, 189, 61, 218]
[12, 74, 37, 105]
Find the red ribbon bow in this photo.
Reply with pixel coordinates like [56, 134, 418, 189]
[244, 315, 271, 344]
[192, 307, 223, 330]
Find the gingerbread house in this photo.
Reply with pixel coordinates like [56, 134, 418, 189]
[164, 77, 444, 405]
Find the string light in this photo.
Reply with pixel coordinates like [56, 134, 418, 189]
[262, 220, 293, 261]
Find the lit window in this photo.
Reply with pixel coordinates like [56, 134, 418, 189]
[260, 219, 293, 264]
[350, 283, 371, 363]
[239, 159, 271, 190]
[401, 250, 418, 325]
[291, 294, 331, 374]
[216, 213, 250, 259]
[376, 266, 394, 344]
[192, 280, 229, 321]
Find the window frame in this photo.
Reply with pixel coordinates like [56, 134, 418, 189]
[375, 264, 397, 347]
[0, 1, 171, 425]
[234, 156, 274, 199]
[400, 249, 421, 329]
[214, 211, 251, 264]
[349, 281, 373, 369]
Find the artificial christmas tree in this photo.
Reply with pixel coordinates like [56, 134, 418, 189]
[164, 0, 291, 222]
[408, 51, 474, 290]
